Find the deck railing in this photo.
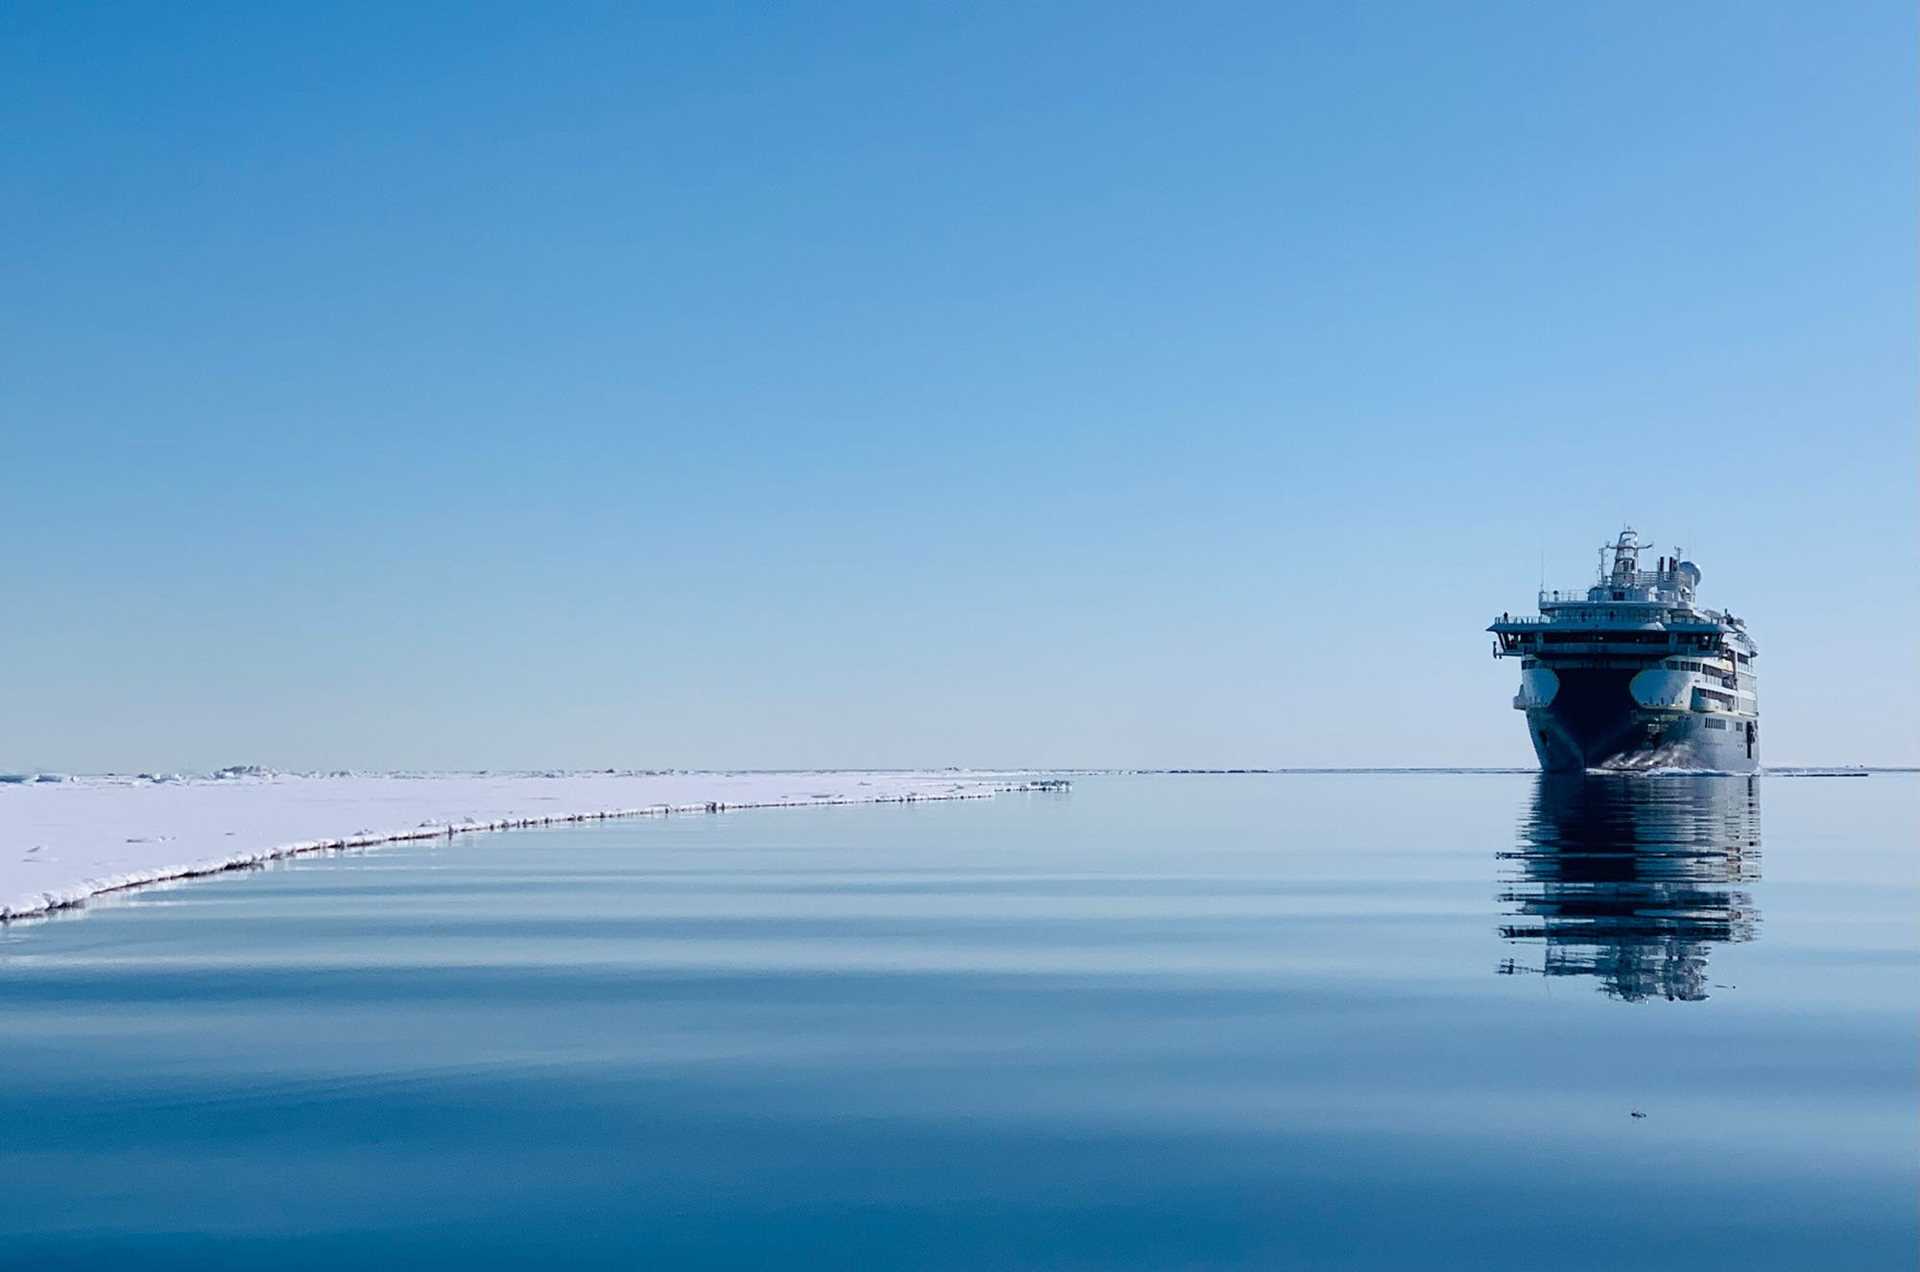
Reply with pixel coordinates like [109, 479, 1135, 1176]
[1538, 571, 1700, 606]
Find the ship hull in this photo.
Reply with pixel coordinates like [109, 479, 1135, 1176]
[1524, 669, 1758, 773]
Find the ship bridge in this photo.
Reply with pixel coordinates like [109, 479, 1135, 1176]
[1488, 529, 1754, 662]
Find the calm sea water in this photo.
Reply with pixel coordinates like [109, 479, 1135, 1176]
[2, 773, 1913, 1269]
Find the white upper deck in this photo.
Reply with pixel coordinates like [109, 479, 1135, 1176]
[1543, 527, 1701, 609]
[1488, 528, 1757, 660]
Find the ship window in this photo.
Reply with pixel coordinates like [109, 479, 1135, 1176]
[1704, 717, 1727, 730]
[1692, 687, 1736, 712]
[1611, 591, 1625, 601]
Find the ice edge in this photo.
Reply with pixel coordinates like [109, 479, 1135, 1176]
[1, 785, 1013, 922]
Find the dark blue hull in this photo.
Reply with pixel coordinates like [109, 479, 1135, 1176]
[1524, 669, 1758, 773]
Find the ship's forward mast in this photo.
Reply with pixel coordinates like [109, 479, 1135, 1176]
[1554, 527, 1700, 607]
[1603, 528, 1643, 587]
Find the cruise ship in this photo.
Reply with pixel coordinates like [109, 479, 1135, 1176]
[1489, 529, 1758, 772]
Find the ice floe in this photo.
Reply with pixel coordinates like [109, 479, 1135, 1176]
[0, 770, 1029, 921]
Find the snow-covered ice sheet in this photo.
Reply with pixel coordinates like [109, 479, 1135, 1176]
[0, 770, 1006, 920]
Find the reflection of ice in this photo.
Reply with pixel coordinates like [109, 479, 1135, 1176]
[1497, 774, 1761, 1002]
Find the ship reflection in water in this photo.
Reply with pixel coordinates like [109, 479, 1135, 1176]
[1498, 773, 1760, 1002]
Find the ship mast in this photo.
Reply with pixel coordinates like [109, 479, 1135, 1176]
[1604, 526, 1643, 585]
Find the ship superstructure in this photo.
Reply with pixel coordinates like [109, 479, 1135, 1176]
[1489, 529, 1759, 772]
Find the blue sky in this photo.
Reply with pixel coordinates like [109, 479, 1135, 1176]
[3, 2, 1913, 770]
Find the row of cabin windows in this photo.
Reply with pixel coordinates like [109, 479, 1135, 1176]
[1540, 630, 1671, 645]
[1565, 608, 1651, 621]
[1558, 608, 1703, 624]
[1665, 659, 1741, 676]
[1534, 612, 1750, 648]
[1704, 717, 1727, 730]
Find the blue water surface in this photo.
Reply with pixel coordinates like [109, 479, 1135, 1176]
[1, 773, 1913, 1269]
